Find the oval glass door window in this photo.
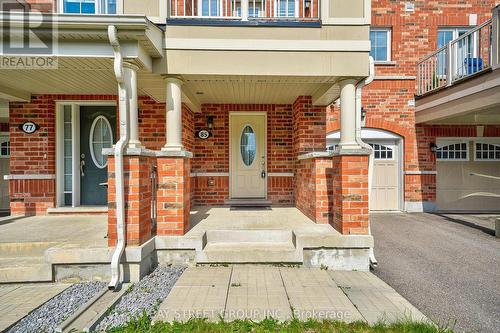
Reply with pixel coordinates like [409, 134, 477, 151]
[240, 125, 256, 166]
[89, 116, 113, 169]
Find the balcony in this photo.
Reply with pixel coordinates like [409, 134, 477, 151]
[415, 5, 500, 125]
[417, 20, 494, 96]
[168, 0, 319, 21]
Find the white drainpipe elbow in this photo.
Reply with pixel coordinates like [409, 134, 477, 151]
[355, 56, 378, 268]
[108, 25, 130, 290]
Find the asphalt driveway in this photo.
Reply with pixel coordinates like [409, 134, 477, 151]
[371, 213, 500, 333]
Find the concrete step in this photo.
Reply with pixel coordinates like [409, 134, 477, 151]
[0, 241, 57, 257]
[198, 242, 301, 263]
[205, 229, 295, 245]
[47, 206, 108, 215]
[224, 199, 272, 207]
[0, 257, 52, 283]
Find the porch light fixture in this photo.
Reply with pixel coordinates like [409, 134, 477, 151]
[207, 116, 214, 129]
[430, 143, 438, 153]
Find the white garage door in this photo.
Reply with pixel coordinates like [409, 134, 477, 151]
[368, 142, 400, 211]
[436, 138, 500, 212]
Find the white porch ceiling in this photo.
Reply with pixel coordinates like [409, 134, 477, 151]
[0, 58, 340, 107]
[180, 75, 340, 106]
[0, 57, 166, 101]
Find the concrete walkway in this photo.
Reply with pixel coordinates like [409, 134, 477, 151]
[371, 213, 500, 333]
[0, 283, 71, 331]
[154, 266, 427, 324]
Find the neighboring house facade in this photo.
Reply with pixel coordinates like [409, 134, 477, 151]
[327, 1, 500, 213]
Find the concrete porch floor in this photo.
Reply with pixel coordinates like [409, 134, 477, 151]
[188, 206, 333, 236]
[0, 215, 108, 247]
[0, 215, 108, 283]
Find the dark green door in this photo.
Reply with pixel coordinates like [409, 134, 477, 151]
[80, 106, 116, 206]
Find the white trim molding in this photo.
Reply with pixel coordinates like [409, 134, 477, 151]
[268, 172, 294, 177]
[404, 171, 438, 175]
[4, 174, 56, 180]
[374, 76, 416, 80]
[190, 172, 229, 177]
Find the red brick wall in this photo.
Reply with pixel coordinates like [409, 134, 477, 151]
[293, 96, 326, 156]
[327, 1, 497, 209]
[293, 96, 331, 221]
[7, 95, 196, 215]
[138, 97, 193, 152]
[192, 103, 295, 205]
[372, 0, 494, 78]
[138, 97, 165, 151]
[268, 176, 294, 206]
[9, 94, 116, 215]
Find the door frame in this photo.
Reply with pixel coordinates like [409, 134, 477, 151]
[367, 138, 404, 212]
[228, 112, 268, 199]
[55, 101, 117, 208]
[326, 128, 404, 212]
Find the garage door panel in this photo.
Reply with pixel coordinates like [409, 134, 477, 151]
[436, 139, 500, 211]
[437, 190, 500, 211]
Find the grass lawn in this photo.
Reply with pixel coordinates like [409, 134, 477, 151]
[108, 315, 455, 333]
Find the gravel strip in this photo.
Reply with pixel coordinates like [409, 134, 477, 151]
[96, 265, 185, 331]
[8, 281, 107, 333]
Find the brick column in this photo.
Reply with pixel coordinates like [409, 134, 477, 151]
[156, 156, 191, 236]
[295, 155, 333, 224]
[332, 153, 370, 235]
[107, 155, 156, 247]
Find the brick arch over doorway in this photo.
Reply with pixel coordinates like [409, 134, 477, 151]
[327, 110, 424, 210]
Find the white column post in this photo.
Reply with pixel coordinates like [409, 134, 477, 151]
[124, 62, 142, 149]
[162, 77, 185, 152]
[241, 0, 249, 21]
[339, 79, 362, 150]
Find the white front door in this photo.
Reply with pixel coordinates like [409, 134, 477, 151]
[369, 141, 400, 211]
[230, 113, 267, 199]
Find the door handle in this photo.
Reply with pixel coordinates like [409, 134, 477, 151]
[80, 160, 85, 177]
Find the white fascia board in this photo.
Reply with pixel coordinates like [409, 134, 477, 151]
[165, 38, 370, 52]
[2, 13, 163, 58]
[2, 12, 154, 29]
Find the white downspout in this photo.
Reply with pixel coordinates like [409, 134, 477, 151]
[355, 56, 378, 268]
[108, 25, 130, 290]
